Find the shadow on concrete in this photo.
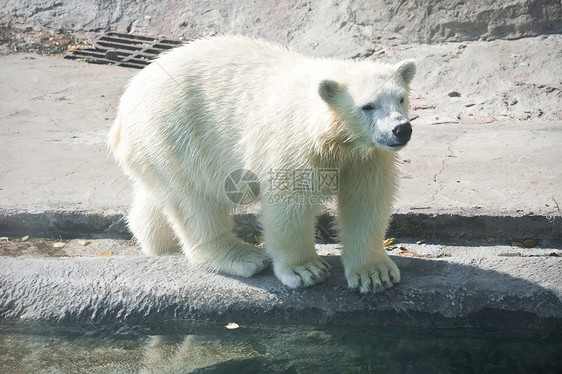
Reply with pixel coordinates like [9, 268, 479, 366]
[2, 210, 561, 245]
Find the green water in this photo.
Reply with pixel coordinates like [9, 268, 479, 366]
[0, 321, 560, 373]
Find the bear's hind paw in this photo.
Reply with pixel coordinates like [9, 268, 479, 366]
[274, 257, 331, 288]
[224, 246, 270, 278]
[198, 243, 269, 278]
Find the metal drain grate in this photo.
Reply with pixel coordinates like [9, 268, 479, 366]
[64, 32, 184, 69]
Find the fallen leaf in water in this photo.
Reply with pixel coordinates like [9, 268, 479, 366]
[225, 322, 240, 330]
[98, 251, 112, 257]
[21, 235, 30, 242]
[487, 237, 496, 243]
[523, 240, 537, 248]
[53, 242, 65, 248]
[416, 240, 426, 245]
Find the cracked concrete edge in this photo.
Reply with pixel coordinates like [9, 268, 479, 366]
[0, 208, 560, 244]
[0, 256, 560, 328]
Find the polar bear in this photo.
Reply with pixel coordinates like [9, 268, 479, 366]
[108, 35, 415, 293]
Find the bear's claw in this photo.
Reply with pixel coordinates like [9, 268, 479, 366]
[275, 257, 331, 288]
[345, 255, 400, 294]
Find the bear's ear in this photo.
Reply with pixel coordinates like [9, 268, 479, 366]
[318, 80, 342, 104]
[395, 59, 416, 85]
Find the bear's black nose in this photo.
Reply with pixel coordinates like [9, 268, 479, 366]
[392, 122, 412, 144]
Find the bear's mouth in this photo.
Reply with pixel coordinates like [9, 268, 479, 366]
[388, 141, 409, 148]
[377, 140, 409, 151]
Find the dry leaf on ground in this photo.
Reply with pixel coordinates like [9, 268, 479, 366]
[399, 252, 415, 258]
[383, 238, 396, 246]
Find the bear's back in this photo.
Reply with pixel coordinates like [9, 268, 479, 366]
[151, 35, 303, 79]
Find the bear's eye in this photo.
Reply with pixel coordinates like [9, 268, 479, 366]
[361, 104, 375, 111]
[399, 97, 405, 104]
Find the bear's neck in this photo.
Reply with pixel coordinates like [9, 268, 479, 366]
[311, 111, 382, 167]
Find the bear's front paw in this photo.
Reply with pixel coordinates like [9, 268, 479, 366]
[274, 257, 331, 288]
[345, 254, 400, 294]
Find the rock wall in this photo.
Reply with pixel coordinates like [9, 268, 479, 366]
[2, 0, 561, 56]
[1, 0, 560, 121]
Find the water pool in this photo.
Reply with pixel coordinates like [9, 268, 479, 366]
[1, 321, 560, 373]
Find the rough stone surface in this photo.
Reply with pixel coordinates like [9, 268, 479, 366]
[1, 0, 561, 57]
[1, 245, 561, 328]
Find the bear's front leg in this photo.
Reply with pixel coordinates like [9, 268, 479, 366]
[338, 159, 401, 293]
[261, 200, 330, 288]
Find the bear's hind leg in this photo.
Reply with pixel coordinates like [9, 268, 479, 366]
[128, 185, 181, 255]
[164, 196, 268, 278]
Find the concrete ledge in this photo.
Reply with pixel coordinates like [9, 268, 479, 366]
[1, 209, 561, 243]
[1, 253, 560, 328]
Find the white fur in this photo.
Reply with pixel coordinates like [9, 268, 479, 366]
[108, 35, 415, 293]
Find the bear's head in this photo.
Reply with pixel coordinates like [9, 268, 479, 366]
[319, 59, 416, 152]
